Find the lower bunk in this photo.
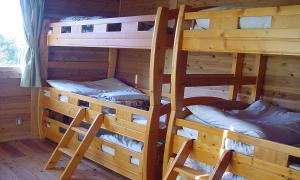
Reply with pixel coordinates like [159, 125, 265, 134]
[163, 97, 300, 180]
[39, 78, 170, 179]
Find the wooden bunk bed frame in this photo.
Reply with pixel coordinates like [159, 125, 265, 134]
[163, 4, 300, 180]
[38, 7, 177, 180]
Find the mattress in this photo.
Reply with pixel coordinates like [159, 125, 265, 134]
[176, 100, 300, 179]
[47, 78, 150, 109]
[194, 6, 272, 30]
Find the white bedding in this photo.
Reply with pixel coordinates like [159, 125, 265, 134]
[194, 6, 272, 30]
[186, 100, 300, 145]
[47, 78, 150, 109]
[176, 100, 300, 179]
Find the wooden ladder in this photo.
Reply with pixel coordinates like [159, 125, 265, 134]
[164, 139, 233, 180]
[45, 108, 104, 180]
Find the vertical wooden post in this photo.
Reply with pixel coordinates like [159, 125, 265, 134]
[143, 6, 169, 180]
[40, 20, 50, 85]
[228, 53, 244, 100]
[163, 4, 189, 176]
[107, 48, 118, 78]
[37, 20, 50, 139]
[250, 54, 267, 102]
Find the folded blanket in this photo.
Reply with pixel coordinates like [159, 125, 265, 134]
[98, 91, 149, 102]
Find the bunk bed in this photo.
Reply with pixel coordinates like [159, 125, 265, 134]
[38, 7, 177, 180]
[163, 4, 300, 180]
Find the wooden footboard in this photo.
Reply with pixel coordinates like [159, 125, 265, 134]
[168, 118, 300, 179]
[39, 87, 169, 179]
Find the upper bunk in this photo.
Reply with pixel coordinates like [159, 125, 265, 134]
[47, 10, 177, 49]
[179, 5, 300, 56]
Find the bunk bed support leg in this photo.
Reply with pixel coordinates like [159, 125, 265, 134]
[107, 48, 118, 78]
[228, 53, 245, 100]
[144, 6, 169, 180]
[163, 4, 190, 176]
[251, 54, 267, 102]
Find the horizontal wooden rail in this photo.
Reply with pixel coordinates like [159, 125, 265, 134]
[185, 74, 256, 87]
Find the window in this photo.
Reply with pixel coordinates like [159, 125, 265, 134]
[0, 0, 26, 67]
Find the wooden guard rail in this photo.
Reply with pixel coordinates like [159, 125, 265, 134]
[48, 12, 177, 49]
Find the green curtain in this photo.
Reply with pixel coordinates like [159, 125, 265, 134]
[19, 0, 45, 87]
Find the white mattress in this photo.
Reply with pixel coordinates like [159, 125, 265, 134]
[194, 6, 272, 30]
[47, 78, 150, 109]
[47, 78, 142, 96]
[186, 100, 300, 145]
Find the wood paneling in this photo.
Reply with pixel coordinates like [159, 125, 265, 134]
[47, 47, 109, 81]
[44, 0, 120, 82]
[0, 68, 31, 142]
[45, 0, 120, 21]
[119, 0, 169, 16]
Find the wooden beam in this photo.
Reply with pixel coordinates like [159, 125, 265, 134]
[185, 74, 256, 87]
[40, 20, 50, 85]
[107, 48, 118, 78]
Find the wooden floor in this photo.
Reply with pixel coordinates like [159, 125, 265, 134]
[0, 139, 127, 180]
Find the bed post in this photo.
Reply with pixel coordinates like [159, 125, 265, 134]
[107, 48, 118, 78]
[38, 20, 50, 139]
[250, 54, 267, 102]
[163, 4, 189, 177]
[143, 6, 169, 180]
[228, 53, 245, 100]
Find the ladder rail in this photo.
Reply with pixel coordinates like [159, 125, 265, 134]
[60, 113, 103, 179]
[44, 107, 104, 180]
[45, 108, 85, 169]
[164, 139, 193, 180]
[164, 140, 233, 180]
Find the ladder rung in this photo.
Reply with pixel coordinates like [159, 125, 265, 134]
[59, 147, 76, 157]
[71, 127, 88, 135]
[174, 166, 209, 180]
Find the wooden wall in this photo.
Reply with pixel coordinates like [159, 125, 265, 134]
[0, 68, 31, 142]
[44, 0, 119, 82]
[117, 0, 300, 111]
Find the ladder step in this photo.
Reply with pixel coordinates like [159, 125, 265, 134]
[71, 127, 88, 135]
[59, 147, 76, 157]
[174, 166, 209, 180]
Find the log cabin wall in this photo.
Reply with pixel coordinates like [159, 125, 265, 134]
[44, 0, 119, 82]
[0, 68, 31, 142]
[117, 0, 300, 111]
